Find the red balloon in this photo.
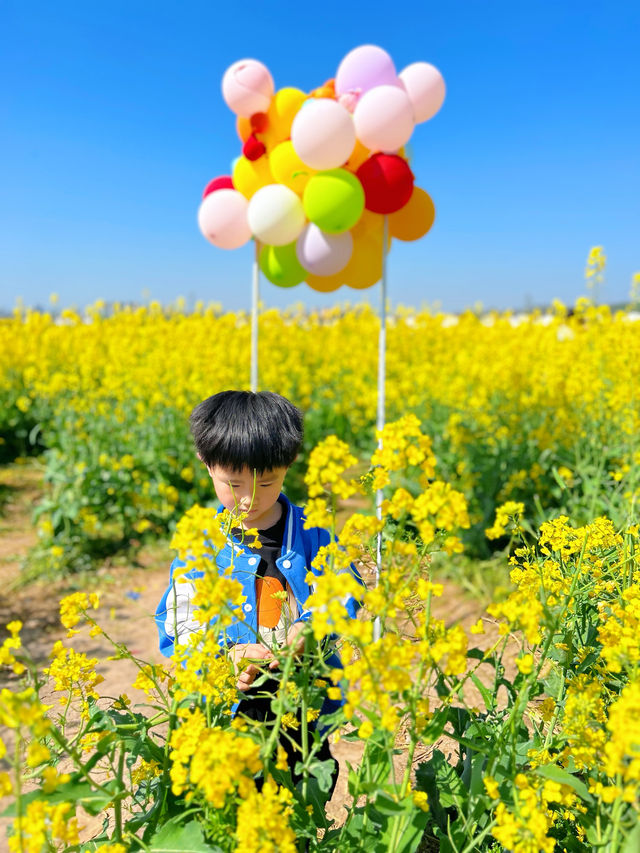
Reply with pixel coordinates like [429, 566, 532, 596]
[243, 133, 267, 161]
[202, 175, 234, 198]
[356, 153, 414, 214]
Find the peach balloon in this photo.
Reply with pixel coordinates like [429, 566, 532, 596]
[353, 85, 414, 152]
[388, 187, 435, 241]
[197, 189, 251, 250]
[291, 99, 356, 170]
[399, 62, 446, 123]
[222, 59, 274, 118]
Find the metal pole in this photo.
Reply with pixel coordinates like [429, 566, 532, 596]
[251, 240, 259, 393]
[374, 216, 389, 643]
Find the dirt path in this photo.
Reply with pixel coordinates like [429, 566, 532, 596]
[0, 464, 505, 845]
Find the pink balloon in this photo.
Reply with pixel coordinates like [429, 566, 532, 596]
[296, 224, 353, 276]
[222, 59, 274, 118]
[197, 189, 251, 250]
[291, 99, 356, 170]
[354, 85, 414, 153]
[335, 45, 400, 103]
[399, 62, 446, 123]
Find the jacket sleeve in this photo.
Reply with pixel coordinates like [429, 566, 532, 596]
[155, 557, 205, 658]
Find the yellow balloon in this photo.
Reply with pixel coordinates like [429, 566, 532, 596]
[305, 271, 343, 292]
[232, 156, 273, 199]
[270, 141, 315, 195]
[388, 187, 435, 242]
[262, 88, 307, 150]
[345, 138, 372, 171]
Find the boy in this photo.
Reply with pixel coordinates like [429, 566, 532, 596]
[155, 390, 360, 792]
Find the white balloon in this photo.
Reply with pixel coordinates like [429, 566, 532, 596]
[399, 62, 446, 123]
[247, 184, 306, 246]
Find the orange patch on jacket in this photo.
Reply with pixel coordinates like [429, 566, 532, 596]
[256, 576, 285, 629]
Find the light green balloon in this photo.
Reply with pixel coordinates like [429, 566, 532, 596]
[303, 169, 365, 234]
[259, 242, 306, 288]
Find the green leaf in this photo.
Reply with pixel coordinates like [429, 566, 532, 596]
[305, 757, 336, 794]
[148, 819, 221, 852]
[373, 791, 409, 816]
[378, 804, 430, 853]
[621, 820, 640, 853]
[2, 780, 117, 818]
[470, 673, 495, 712]
[534, 764, 593, 803]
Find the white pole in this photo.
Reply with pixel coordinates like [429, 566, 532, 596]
[374, 216, 389, 643]
[251, 240, 260, 393]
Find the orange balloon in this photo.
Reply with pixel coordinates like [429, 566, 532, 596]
[309, 78, 336, 99]
[388, 187, 435, 242]
[262, 88, 307, 150]
[351, 210, 392, 250]
[305, 271, 343, 292]
[236, 116, 252, 143]
[345, 234, 385, 290]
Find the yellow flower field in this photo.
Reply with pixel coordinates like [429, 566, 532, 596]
[1, 298, 639, 569]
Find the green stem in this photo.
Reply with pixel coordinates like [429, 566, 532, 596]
[113, 746, 125, 842]
[458, 818, 498, 853]
[14, 732, 24, 853]
[47, 727, 115, 796]
[264, 648, 296, 757]
[299, 636, 310, 802]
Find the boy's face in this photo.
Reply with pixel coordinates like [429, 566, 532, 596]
[207, 465, 288, 529]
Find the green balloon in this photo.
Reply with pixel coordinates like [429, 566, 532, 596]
[303, 169, 365, 234]
[259, 242, 306, 288]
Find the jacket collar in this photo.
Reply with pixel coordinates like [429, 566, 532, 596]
[216, 493, 295, 554]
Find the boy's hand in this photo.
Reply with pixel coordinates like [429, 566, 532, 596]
[228, 643, 274, 692]
[268, 621, 307, 670]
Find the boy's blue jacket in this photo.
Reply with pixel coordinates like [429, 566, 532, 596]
[155, 494, 362, 667]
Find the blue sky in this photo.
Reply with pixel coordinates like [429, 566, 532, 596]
[2, 0, 639, 313]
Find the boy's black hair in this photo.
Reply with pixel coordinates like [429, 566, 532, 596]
[190, 390, 303, 473]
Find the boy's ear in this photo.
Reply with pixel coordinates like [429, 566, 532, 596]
[196, 453, 212, 474]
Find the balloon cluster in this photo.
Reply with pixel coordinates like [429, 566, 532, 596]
[198, 45, 444, 292]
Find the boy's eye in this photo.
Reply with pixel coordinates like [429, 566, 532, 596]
[260, 482, 273, 487]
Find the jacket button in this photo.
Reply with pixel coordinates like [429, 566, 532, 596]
[244, 603, 253, 612]
[248, 557, 258, 566]
[282, 559, 291, 569]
